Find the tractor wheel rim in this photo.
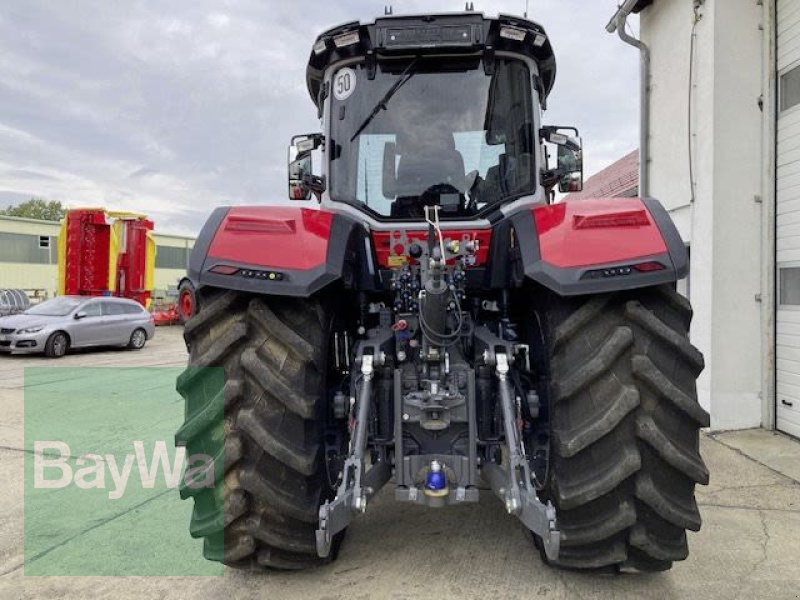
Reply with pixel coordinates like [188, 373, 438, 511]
[180, 291, 193, 318]
[133, 331, 145, 347]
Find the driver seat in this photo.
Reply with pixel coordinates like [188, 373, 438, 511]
[393, 131, 466, 199]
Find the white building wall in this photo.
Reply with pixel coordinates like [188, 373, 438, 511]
[640, 0, 765, 430]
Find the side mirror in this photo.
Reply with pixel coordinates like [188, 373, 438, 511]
[288, 134, 324, 201]
[557, 142, 583, 193]
[540, 126, 584, 194]
[74, 311, 87, 320]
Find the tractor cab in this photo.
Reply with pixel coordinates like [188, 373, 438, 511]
[289, 12, 583, 220]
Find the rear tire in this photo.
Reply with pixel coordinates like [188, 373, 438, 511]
[175, 289, 341, 570]
[44, 331, 69, 358]
[531, 285, 709, 572]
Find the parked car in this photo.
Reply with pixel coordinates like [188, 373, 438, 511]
[0, 296, 155, 358]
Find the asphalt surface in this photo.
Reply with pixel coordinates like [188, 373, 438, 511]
[1, 326, 800, 599]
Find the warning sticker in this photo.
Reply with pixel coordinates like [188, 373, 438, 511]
[333, 68, 357, 101]
[387, 255, 408, 268]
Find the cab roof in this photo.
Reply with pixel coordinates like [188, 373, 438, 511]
[306, 12, 556, 109]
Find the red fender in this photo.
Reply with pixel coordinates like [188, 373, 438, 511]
[533, 198, 668, 269]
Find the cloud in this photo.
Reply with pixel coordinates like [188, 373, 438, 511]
[0, 1, 638, 235]
[0, 191, 35, 207]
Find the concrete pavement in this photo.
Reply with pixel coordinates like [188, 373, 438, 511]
[1, 327, 799, 599]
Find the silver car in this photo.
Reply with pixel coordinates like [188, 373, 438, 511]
[0, 296, 155, 358]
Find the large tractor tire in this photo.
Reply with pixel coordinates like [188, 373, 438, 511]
[175, 289, 340, 570]
[533, 284, 709, 572]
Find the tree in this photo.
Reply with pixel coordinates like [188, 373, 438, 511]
[0, 198, 67, 221]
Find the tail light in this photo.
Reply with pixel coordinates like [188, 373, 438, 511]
[633, 261, 666, 272]
[209, 264, 240, 275]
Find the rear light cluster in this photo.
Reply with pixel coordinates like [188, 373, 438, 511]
[499, 25, 547, 47]
[208, 265, 285, 281]
[209, 265, 239, 275]
[333, 31, 360, 48]
[582, 261, 666, 280]
[633, 261, 667, 273]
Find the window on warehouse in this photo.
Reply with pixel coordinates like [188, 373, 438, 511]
[155, 246, 189, 270]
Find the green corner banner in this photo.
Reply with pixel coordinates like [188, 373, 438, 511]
[24, 367, 224, 576]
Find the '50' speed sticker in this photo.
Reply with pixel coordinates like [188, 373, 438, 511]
[333, 68, 356, 101]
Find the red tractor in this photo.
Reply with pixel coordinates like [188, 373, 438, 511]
[176, 11, 708, 573]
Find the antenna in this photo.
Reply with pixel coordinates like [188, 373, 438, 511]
[524, 0, 529, 18]
[385, 5, 393, 15]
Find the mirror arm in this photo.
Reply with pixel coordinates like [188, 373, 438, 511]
[293, 133, 325, 153]
[540, 125, 579, 137]
[539, 126, 581, 150]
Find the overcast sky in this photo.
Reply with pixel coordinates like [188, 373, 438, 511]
[0, 1, 638, 235]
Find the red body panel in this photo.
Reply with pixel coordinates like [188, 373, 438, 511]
[63, 209, 112, 296]
[372, 229, 492, 268]
[208, 207, 334, 270]
[533, 198, 668, 269]
[116, 218, 154, 307]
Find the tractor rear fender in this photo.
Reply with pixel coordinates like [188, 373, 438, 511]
[513, 197, 688, 296]
[189, 206, 366, 298]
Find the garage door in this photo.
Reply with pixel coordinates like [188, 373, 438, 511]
[777, 0, 800, 438]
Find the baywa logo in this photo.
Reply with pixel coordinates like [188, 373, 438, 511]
[33, 441, 214, 500]
[24, 367, 224, 576]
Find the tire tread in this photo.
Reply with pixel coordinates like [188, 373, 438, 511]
[176, 289, 334, 570]
[540, 285, 708, 571]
